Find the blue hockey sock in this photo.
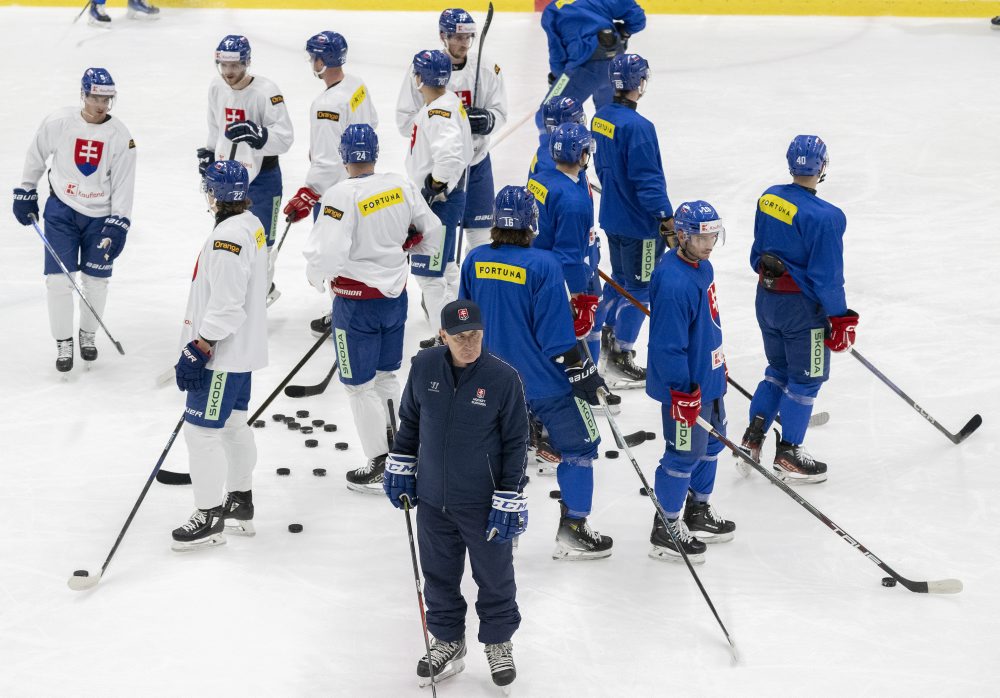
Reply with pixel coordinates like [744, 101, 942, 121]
[748, 378, 783, 430]
[557, 459, 594, 518]
[654, 463, 689, 519]
[613, 303, 647, 347]
[776, 393, 814, 445]
[689, 458, 718, 499]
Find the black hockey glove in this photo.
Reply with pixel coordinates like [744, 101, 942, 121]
[467, 107, 496, 135]
[421, 175, 448, 205]
[659, 217, 677, 249]
[225, 120, 269, 150]
[555, 344, 607, 406]
[547, 72, 557, 87]
[196, 148, 215, 177]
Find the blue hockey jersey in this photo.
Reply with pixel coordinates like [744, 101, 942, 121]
[527, 168, 596, 294]
[541, 0, 646, 75]
[751, 183, 848, 317]
[460, 244, 577, 401]
[646, 250, 727, 404]
[592, 103, 671, 239]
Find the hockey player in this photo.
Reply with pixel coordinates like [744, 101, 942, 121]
[592, 53, 674, 387]
[402, 49, 474, 347]
[461, 186, 612, 560]
[537, 0, 645, 131]
[87, 0, 159, 24]
[199, 35, 294, 306]
[385, 299, 526, 692]
[742, 136, 857, 484]
[171, 160, 268, 552]
[302, 125, 443, 494]
[14, 67, 136, 372]
[528, 95, 586, 180]
[396, 9, 506, 258]
[284, 30, 379, 338]
[646, 201, 735, 564]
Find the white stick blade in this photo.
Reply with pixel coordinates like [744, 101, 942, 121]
[67, 573, 101, 591]
[927, 579, 963, 594]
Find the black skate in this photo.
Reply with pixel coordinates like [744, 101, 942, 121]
[127, 0, 160, 19]
[736, 415, 767, 477]
[648, 513, 706, 564]
[773, 440, 828, 484]
[683, 493, 735, 543]
[591, 389, 621, 415]
[604, 347, 646, 389]
[597, 326, 614, 374]
[417, 636, 467, 688]
[553, 503, 613, 560]
[485, 641, 516, 693]
[56, 338, 74, 373]
[222, 490, 255, 537]
[346, 454, 386, 494]
[79, 329, 98, 362]
[88, 2, 111, 25]
[992, 15, 1000, 28]
[419, 335, 443, 349]
[171, 506, 225, 552]
[529, 418, 560, 476]
[310, 313, 331, 338]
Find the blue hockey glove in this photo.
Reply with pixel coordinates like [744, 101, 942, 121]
[421, 174, 447, 205]
[98, 215, 130, 261]
[225, 120, 268, 149]
[196, 147, 215, 176]
[174, 341, 211, 392]
[13, 188, 38, 226]
[383, 452, 418, 509]
[467, 107, 496, 135]
[486, 491, 528, 543]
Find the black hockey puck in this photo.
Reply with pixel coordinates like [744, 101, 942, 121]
[639, 487, 648, 496]
[549, 489, 561, 499]
[73, 569, 89, 577]
[272, 413, 285, 422]
[284, 415, 296, 423]
[287, 422, 301, 430]
[645, 432, 656, 440]
[313, 468, 327, 477]
[604, 450, 619, 459]
[253, 420, 266, 428]
[305, 439, 318, 448]
[324, 424, 338, 432]
[296, 410, 309, 419]
[276, 467, 291, 476]
[335, 442, 349, 450]
[881, 577, 897, 587]
[300, 426, 314, 434]
[312, 419, 325, 427]
[288, 523, 303, 533]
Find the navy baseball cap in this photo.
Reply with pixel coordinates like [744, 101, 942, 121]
[441, 299, 484, 334]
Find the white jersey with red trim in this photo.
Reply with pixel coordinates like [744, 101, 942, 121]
[305, 74, 379, 195]
[180, 210, 269, 373]
[395, 53, 506, 167]
[302, 172, 443, 298]
[206, 74, 294, 185]
[20, 106, 136, 219]
[403, 91, 473, 193]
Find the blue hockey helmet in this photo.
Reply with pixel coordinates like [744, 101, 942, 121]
[306, 31, 348, 68]
[674, 200, 725, 244]
[203, 160, 249, 203]
[339, 124, 379, 164]
[609, 53, 650, 92]
[549, 123, 593, 165]
[439, 8, 476, 36]
[493, 186, 538, 232]
[81, 68, 116, 98]
[542, 96, 586, 134]
[412, 50, 452, 87]
[215, 35, 251, 64]
[786, 135, 828, 177]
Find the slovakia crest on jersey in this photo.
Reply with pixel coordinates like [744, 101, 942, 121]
[75, 139, 104, 176]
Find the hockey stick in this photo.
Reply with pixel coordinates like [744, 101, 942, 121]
[68, 414, 186, 591]
[596, 269, 829, 427]
[157, 328, 334, 485]
[73, 0, 92, 23]
[848, 348, 981, 444]
[387, 400, 438, 697]
[700, 416, 962, 595]
[284, 359, 338, 398]
[29, 215, 125, 355]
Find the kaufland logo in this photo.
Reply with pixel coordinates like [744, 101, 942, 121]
[458, 308, 469, 321]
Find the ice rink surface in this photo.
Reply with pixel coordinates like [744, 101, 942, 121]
[1, 6, 998, 696]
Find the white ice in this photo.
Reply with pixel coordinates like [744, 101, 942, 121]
[1, 7, 997, 696]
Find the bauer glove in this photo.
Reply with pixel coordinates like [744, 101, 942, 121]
[175, 340, 211, 392]
[225, 120, 268, 149]
[98, 215, 130, 261]
[13, 188, 38, 226]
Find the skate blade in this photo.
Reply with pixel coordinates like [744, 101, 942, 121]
[417, 658, 465, 687]
[171, 533, 226, 553]
[224, 519, 255, 537]
[772, 468, 827, 485]
[534, 463, 557, 477]
[691, 530, 734, 544]
[551, 543, 612, 561]
[127, 9, 160, 19]
[601, 376, 645, 390]
[591, 403, 621, 416]
[345, 482, 385, 495]
[648, 545, 705, 565]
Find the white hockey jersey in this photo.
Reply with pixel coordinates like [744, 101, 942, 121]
[396, 54, 507, 167]
[403, 91, 474, 194]
[180, 210, 269, 373]
[302, 173, 444, 298]
[20, 106, 136, 220]
[305, 74, 379, 195]
[206, 74, 294, 185]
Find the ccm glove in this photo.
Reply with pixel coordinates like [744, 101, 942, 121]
[174, 340, 211, 392]
[670, 385, 701, 428]
[571, 294, 599, 339]
[557, 344, 607, 406]
[467, 107, 496, 135]
[196, 148, 215, 177]
[283, 187, 320, 223]
[13, 188, 39, 226]
[98, 215, 130, 261]
[421, 174, 447, 205]
[383, 453, 418, 509]
[659, 217, 677, 249]
[403, 224, 424, 251]
[225, 120, 268, 149]
[824, 310, 859, 353]
[486, 491, 528, 543]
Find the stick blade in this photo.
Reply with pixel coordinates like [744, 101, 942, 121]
[156, 470, 192, 486]
[809, 411, 830, 427]
[113, 341, 125, 355]
[623, 430, 648, 448]
[283, 385, 308, 398]
[68, 573, 101, 591]
[954, 415, 982, 444]
[926, 578, 963, 594]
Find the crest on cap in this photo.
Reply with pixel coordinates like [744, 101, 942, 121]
[458, 308, 470, 321]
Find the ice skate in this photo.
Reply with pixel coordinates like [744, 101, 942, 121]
[773, 440, 828, 484]
[419, 334, 443, 349]
[171, 506, 225, 552]
[649, 513, 706, 564]
[683, 492, 735, 543]
[346, 454, 386, 494]
[127, 0, 160, 19]
[221, 490, 255, 537]
[553, 503, 613, 560]
[992, 15, 1000, 28]
[601, 345, 646, 389]
[310, 312, 331, 338]
[87, 2, 111, 26]
[529, 419, 560, 476]
[735, 415, 766, 477]
[56, 338, 74, 373]
[266, 282, 281, 307]
[79, 329, 98, 363]
[590, 389, 621, 415]
[417, 636, 467, 687]
[485, 641, 516, 694]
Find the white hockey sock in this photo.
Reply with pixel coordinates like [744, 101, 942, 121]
[220, 410, 256, 493]
[266, 246, 276, 288]
[45, 273, 75, 340]
[463, 227, 493, 251]
[78, 273, 109, 334]
[343, 379, 390, 459]
[183, 421, 227, 510]
[374, 370, 401, 429]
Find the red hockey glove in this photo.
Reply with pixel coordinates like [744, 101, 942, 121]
[283, 187, 321, 223]
[670, 385, 701, 428]
[571, 294, 599, 339]
[403, 224, 424, 251]
[824, 310, 859, 353]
